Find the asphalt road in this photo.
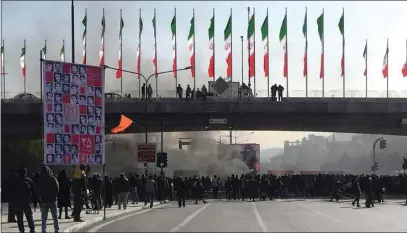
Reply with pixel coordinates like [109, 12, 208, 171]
[84, 198, 407, 232]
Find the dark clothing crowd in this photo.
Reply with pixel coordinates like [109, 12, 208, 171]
[5, 165, 407, 233]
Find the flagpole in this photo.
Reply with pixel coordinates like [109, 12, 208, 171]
[387, 38, 389, 98]
[247, 7, 251, 90]
[154, 9, 158, 98]
[139, 8, 142, 99]
[174, 8, 178, 94]
[120, 9, 123, 97]
[285, 7, 289, 98]
[193, 8, 196, 100]
[84, 8, 87, 64]
[71, 0, 75, 63]
[253, 8, 256, 98]
[305, 7, 308, 98]
[322, 9, 324, 98]
[342, 8, 345, 98]
[24, 39, 26, 97]
[365, 39, 368, 98]
[230, 8, 233, 98]
[213, 8, 215, 82]
[1, 39, 4, 99]
[267, 8, 269, 98]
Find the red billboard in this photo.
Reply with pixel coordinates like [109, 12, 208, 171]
[137, 143, 156, 163]
[217, 143, 260, 173]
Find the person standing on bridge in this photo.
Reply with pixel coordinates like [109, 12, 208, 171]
[277, 85, 284, 101]
[271, 84, 277, 101]
[147, 84, 153, 100]
[141, 83, 146, 101]
[177, 84, 183, 100]
[186, 85, 191, 101]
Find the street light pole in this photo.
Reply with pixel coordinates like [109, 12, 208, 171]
[104, 65, 193, 143]
[372, 137, 383, 175]
[241, 36, 244, 85]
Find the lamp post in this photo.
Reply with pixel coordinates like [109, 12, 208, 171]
[103, 65, 193, 143]
[240, 36, 244, 85]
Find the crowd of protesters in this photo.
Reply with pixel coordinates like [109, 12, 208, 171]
[4, 163, 407, 233]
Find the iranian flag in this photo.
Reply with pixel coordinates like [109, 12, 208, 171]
[82, 10, 87, 65]
[338, 11, 344, 77]
[41, 40, 47, 60]
[60, 41, 65, 62]
[137, 14, 143, 78]
[116, 12, 124, 79]
[208, 12, 215, 78]
[1, 40, 4, 75]
[261, 13, 269, 78]
[317, 12, 324, 79]
[402, 39, 407, 77]
[152, 11, 157, 75]
[188, 13, 195, 78]
[363, 41, 367, 76]
[279, 12, 287, 78]
[247, 9, 255, 79]
[224, 13, 232, 78]
[171, 12, 177, 77]
[20, 43, 26, 77]
[99, 10, 105, 66]
[382, 41, 389, 78]
[302, 10, 307, 78]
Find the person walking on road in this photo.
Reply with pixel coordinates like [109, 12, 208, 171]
[277, 85, 284, 101]
[57, 170, 71, 219]
[38, 166, 60, 233]
[194, 180, 207, 204]
[144, 175, 156, 209]
[15, 168, 36, 233]
[352, 177, 361, 207]
[175, 176, 187, 208]
[116, 173, 130, 210]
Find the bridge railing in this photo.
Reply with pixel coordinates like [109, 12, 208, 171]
[3, 89, 407, 103]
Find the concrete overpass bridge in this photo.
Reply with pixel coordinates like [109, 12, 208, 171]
[2, 97, 407, 140]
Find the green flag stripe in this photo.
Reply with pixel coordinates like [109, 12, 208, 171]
[139, 17, 143, 36]
[188, 17, 194, 39]
[338, 12, 344, 36]
[224, 15, 231, 40]
[261, 15, 268, 41]
[317, 12, 324, 41]
[302, 11, 307, 37]
[247, 14, 254, 38]
[279, 14, 287, 41]
[209, 16, 214, 39]
[171, 16, 176, 35]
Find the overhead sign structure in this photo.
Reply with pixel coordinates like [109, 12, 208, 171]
[137, 143, 157, 163]
[43, 60, 105, 165]
[402, 118, 407, 125]
[209, 118, 227, 124]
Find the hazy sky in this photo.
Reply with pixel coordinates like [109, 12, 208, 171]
[2, 1, 406, 148]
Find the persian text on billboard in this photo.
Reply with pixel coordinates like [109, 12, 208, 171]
[138, 144, 156, 162]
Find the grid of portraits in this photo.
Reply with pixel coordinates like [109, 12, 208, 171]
[43, 61, 104, 165]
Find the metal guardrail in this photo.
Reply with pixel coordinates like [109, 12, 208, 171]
[2, 89, 407, 103]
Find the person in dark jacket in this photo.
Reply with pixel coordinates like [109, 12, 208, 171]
[104, 176, 114, 208]
[352, 178, 361, 207]
[365, 177, 375, 208]
[91, 174, 103, 210]
[7, 170, 18, 223]
[15, 169, 35, 233]
[174, 176, 187, 207]
[72, 164, 88, 222]
[194, 180, 207, 204]
[116, 173, 130, 210]
[38, 166, 60, 233]
[31, 172, 41, 211]
[57, 170, 71, 219]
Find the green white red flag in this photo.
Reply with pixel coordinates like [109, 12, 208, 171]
[261, 13, 268, 78]
[402, 39, 407, 77]
[82, 10, 87, 65]
[317, 11, 324, 79]
[137, 12, 143, 78]
[224, 13, 232, 78]
[247, 8, 255, 79]
[60, 40, 65, 62]
[20, 41, 26, 77]
[338, 11, 344, 77]
[279, 12, 287, 78]
[171, 10, 177, 77]
[208, 12, 215, 78]
[1, 40, 4, 75]
[116, 11, 124, 79]
[363, 41, 367, 76]
[302, 10, 307, 78]
[382, 41, 389, 78]
[188, 12, 195, 78]
[152, 10, 157, 76]
[99, 10, 105, 66]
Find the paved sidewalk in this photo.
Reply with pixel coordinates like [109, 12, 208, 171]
[1, 202, 161, 233]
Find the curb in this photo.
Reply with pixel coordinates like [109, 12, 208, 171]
[63, 202, 162, 233]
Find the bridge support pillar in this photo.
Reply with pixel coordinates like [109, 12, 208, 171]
[161, 119, 164, 152]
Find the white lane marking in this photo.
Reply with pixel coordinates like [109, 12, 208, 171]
[88, 204, 168, 232]
[297, 202, 341, 224]
[251, 202, 268, 233]
[169, 203, 210, 233]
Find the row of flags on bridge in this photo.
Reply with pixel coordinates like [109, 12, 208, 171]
[2, 7, 407, 86]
